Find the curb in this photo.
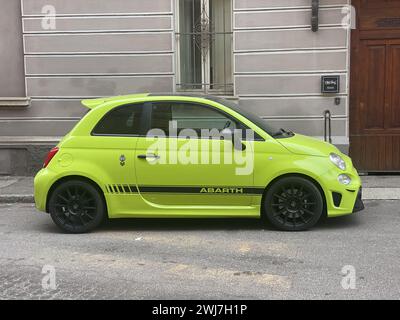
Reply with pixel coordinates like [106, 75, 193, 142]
[362, 188, 400, 200]
[0, 195, 34, 203]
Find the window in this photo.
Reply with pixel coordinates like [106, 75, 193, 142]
[92, 104, 143, 136]
[0, 0, 28, 106]
[176, 0, 233, 95]
[151, 102, 237, 136]
[207, 96, 280, 137]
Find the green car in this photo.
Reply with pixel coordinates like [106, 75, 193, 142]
[34, 93, 364, 233]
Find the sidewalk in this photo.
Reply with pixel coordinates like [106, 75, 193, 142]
[1, 175, 400, 203]
[0, 176, 34, 203]
[362, 176, 400, 200]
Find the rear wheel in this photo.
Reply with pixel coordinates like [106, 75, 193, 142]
[263, 177, 323, 231]
[48, 180, 106, 233]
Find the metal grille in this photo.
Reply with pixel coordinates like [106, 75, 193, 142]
[176, 0, 233, 95]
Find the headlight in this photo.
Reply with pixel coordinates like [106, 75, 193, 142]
[338, 174, 351, 185]
[330, 153, 346, 171]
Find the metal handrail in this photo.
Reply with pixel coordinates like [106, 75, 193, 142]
[324, 110, 332, 143]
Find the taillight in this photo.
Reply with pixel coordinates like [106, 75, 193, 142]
[43, 147, 59, 168]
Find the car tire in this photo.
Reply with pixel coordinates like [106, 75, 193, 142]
[263, 176, 324, 231]
[48, 180, 106, 234]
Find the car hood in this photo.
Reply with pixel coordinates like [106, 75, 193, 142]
[277, 134, 339, 157]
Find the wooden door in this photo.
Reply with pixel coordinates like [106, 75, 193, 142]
[350, 0, 400, 171]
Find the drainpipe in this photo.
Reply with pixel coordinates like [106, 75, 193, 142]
[324, 110, 332, 144]
[311, 0, 320, 32]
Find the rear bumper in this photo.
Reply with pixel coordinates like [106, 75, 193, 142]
[353, 188, 365, 213]
[34, 168, 57, 212]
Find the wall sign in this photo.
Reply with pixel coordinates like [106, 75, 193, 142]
[321, 75, 340, 94]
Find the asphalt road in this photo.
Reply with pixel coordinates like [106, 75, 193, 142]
[0, 201, 399, 300]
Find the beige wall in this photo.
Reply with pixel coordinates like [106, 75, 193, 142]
[233, 0, 351, 145]
[0, 0, 25, 97]
[0, 0, 175, 137]
[1, 0, 351, 146]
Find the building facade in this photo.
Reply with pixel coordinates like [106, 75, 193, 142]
[0, 0, 398, 175]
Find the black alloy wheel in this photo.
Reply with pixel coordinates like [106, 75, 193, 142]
[263, 177, 324, 231]
[48, 180, 106, 233]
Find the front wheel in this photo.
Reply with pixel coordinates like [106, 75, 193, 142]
[263, 177, 324, 231]
[48, 180, 106, 233]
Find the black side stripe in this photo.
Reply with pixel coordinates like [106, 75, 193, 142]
[106, 185, 263, 195]
[138, 186, 264, 195]
[106, 185, 139, 194]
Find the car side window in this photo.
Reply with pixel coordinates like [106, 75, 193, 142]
[92, 104, 143, 136]
[150, 102, 239, 137]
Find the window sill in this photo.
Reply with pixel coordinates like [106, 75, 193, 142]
[0, 97, 31, 107]
[175, 90, 237, 100]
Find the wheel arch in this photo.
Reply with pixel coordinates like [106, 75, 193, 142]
[260, 173, 327, 219]
[46, 175, 107, 214]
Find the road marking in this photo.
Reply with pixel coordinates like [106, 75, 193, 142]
[238, 243, 251, 253]
[167, 263, 291, 290]
[169, 264, 189, 273]
[258, 274, 291, 290]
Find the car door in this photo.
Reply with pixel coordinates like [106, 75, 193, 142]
[89, 102, 145, 214]
[134, 101, 255, 207]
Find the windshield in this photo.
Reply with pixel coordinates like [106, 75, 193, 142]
[207, 96, 294, 138]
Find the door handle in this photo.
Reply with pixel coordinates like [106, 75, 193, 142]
[137, 154, 160, 160]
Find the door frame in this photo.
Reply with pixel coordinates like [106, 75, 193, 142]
[350, 0, 400, 135]
[134, 99, 258, 207]
[349, 0, 400, 171]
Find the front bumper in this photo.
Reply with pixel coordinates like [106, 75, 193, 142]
[353, 188, 365, 213]
[319, 160, 363, 217]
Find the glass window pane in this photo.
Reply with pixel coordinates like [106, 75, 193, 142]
[151, 103, 172, 135]
[179, 0, 202, 90]
[151, 102, 236, 138]
[172, 103, 234, 131]
[210, 0, 233, 93]
[93, 104, 143, 135]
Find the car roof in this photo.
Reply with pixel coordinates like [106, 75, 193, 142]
[79, 93, 280, 137]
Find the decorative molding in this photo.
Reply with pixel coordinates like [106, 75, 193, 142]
[0, 136, 61, 145]
[0, 97, 31, 107]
